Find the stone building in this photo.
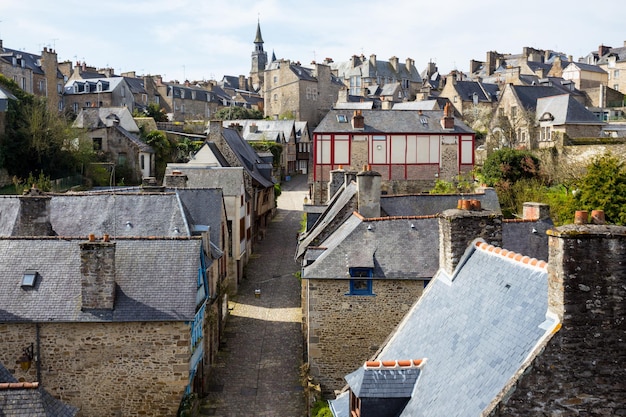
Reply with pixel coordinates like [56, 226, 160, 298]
[0, 187, 230, 416]
[329, 54, 422, 101]
[311, 105, 475, 203]
[438, 73, 499, 117]
[330, 209, 625, 417]
[583, 42, 626, 94]
[153, 77, 221, 122]
[0, 40, 64, 114]
[263, 59, 345, 128]
[73, 106, 155, 183]
[488, 84, 604, 150]
[250, 20, 268, 92]
[298, 168, 552, 395]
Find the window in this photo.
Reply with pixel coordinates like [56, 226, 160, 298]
[21, 270, 39, 288]
[118, 153, 127, 165]
[402, 78, 409, 89]
[85, 101, 91, 107]
[336, 114, 348, 123]
[57, 83, 63, 94]
[21, 77, 26, 90]
[97, 82, 103, 92]
[141, 154, 145, 170]
[511, 106, 517, 118]
[615, 70, 620, 77]
[273, 94, 278, 101]
[348, 267, 373, 295]
[38, 80, 46, 93]
[273, 76, 278, 83]
[93, 138, 102, 151]
[349, 75, 361, 95]
[73, 102, 79, 113]
[121, 86, 126, 97]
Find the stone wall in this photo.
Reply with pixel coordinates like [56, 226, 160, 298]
[489, 224, 626, 415]
[0, 321, 190, 417]
[306, 278, 425, 395]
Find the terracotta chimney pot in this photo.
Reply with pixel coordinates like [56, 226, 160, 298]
[574, 210, 588, 225]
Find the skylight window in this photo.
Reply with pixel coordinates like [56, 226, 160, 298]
[21, 270, 39, 288]
[337, 114, 348, 123]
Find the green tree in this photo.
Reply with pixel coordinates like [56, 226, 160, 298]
[136, 103, 169, 122]
[214, 106, 263, 120]
[479, 148, 541, 186]
[573, 153, 626, 225]
[0, 74, 93, 180]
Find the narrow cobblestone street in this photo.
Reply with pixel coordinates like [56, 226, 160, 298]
[198, 174, 309, 417]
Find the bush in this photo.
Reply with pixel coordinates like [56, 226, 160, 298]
[479, 148, 541, 186]
[311, 400, 332, 417]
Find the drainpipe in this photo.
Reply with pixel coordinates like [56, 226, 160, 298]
[36, 323, 42, 383]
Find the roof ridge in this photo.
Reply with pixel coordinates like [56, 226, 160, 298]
[474, 241, 547, 269]
[0, 382, 39, 390]
[364, 359, 426, 369]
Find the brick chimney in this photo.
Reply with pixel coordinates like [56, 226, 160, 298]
[357, 167, 381, 218]
[80, 235, 116, 310]
[328, 166, 346, 200]
[15, 187, 55, 236]
[352, 110, 364, 130]
[438, 207, 503, 275]
[164, 170, 188, 188]
[441, 102, 455, 130]
[598, 44, 612, 57]
[249, 123, 258, 133]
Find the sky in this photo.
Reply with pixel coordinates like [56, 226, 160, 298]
[0, 0, 623, 84]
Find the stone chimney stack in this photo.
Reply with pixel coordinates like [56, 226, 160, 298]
[328, 166, 346, 201]
[439, 205, 503, 276]
[344, 169, 358, 187]
[356, 167, 381, 218]
[238, 75, 247, 90]
[164, 170, 188, 188]
[389, 56, 399, 71]
[80, 234, 116, 310]
[370, 54, 377, 67]
[15, 187, 55, 236]
[523, 202, 551, 220]
[352, 110, 365, 130]
[208, 119, 225, 149]
[441, 102, 455, 130]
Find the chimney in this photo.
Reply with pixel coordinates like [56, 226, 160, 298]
[441, 102, 455, 130]
[438, 207, 503, 276]
[238, 75, 247, 90]
[80, 235, 116, 310]
[208, 119, 224, 148]
[164, 170, 188, 188]
[405, 58, 413, 72]
[370, 54, 377, 67]
[328, 166, 346, 200]
[352, 110, 365, 130]
[15, 187, 55, 236]
[249, 123, 258, 133]
[599, 44, 611, 57]
[523, 202, 550, 220]
[357, 166, 381, 218]
[486, 51, 497, 76]
[344, 169, 358, 187]
[469, 59, 482, 74]
[389, 56, 399, 72]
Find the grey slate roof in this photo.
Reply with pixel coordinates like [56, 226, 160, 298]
[175, 188, 225, 242]
[315, 109, 473, 134]
[221, 128, 275, 188]
[511, 85, 572, 111]
[502, 219, 552, 261]
[536, 94, 604, 125]
[452, 81, 499, 103]
[296, 181, 358, 260]
[392, 100, 439, 110]
[302, 214, 439, 280]
[0, 238, 201, 323]
[48, 193, 191, 237]
[346, 365, 421, 398]
[0, 366, 78, 417]
[165, 165, 245, 196]
[597, 45, 626, 64]
[331, 240, 556, 417]
[380, 189, 501, 217]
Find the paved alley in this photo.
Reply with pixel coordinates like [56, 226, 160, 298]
[199, 174, 309, 417]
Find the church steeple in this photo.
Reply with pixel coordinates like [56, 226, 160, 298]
[254, 20, 264, 45]
[250, 18, 268, 91]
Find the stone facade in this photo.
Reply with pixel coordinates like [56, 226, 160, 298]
[0, 321, 190, 417]
[263, 60, 343, 128]
[489, 224, 626, 415]
[305, 279, 425, 394]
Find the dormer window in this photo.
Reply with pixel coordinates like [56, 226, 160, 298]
[97, 82, 103, 92]
[21, 270, 39, 288]
[74, 83, 80, 93]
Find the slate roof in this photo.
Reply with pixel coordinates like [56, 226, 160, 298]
[502, 218, 552, 262]
[46, 193, 192, 237]
[64, 77, 124, 95]
[114, 125, 155, 153]
[224, 119, 297, 143]
[221, 127, 275, 188]
[0, 366, 78, 417]
[0, 46, 63, 79]
[452, 81, 499, 103]
[511, 85, 572, 110]
[0, 237, 201, 323]
[331, 240, 557, 417]
[302, 214, 439, 280]
[597, 45, 626, 64]
[536, 94, 604, 125]
[346, 361, 423, 398]
[175, 188, 225, 241]
[73, 106, 139, 132]
[296, 181, 358, 260]
[165, 165, 245, 196]
[315, 109, 473, 134]
[565, 62, 607, 74]
[380, 189, 501, 217]
[331, 56, 422, 83]
[392, 100, 439, 110]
